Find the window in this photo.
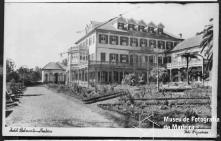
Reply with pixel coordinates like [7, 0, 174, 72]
[158, 41, 165, 49]
[120, 36, 129, 46]
[158, 56, 162, 65]
[83, 41, 86, 47]
[86, 39, 88, 46]
[163, 56, 167, 64]
[130, 55, 133, 65]
[120, 54, 129, 63]
[130, 38, 138, 47]
[109, 35, 118, 45]
[149, 40, 156, 48]
[158, 28, 163, 34]
[145, 56, 148, 62]
[89, 37, 92, 45]
[167, 56, 171, 63]
[99, 34, 108, 44]
[148, 27, 154, 33]
[140, 39, 147, 47]
[92, 35, 95, 44]
[149, 56, 154, 63]
[166, 41, 173, 49]
[118, 23, 124, 30]
[109, 54, 118, 63]
[101, 53, 106, 62]
[138, 26, 145, 32]
[128, 24, 135, 31]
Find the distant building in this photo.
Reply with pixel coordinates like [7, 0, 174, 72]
[166, 34, 208, 83]
[66, 16, 184, 85]
[42, 62, 66, 84]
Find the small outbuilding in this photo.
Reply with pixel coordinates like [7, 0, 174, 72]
[42, 62, 66, 84]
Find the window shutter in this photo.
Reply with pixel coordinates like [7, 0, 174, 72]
[116, 54, 119, 62]
[99, 34, 102, 43]
[105, 35, 108, 44]
[109, 54, 112, 62]
[116, 36, 118, 45]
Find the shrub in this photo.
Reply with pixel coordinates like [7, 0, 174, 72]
[185, 109, 198, 119]
[121, 73, 138, 86]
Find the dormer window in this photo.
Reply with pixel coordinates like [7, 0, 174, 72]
[157, 23, 164, 35]
[158, 28, 163, 34]
[128, 24, 135, 31]
[147, 22, 156, 34]
[118, 23, 124, 30]
[138, 25, 145, 32]
[148, 27, 155, 33]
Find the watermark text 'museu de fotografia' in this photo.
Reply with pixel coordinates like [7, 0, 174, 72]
[163, 116, 220, 129]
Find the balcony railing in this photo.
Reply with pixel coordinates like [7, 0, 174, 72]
[167, 60, 203, 68]
[88, 60, 166, 69]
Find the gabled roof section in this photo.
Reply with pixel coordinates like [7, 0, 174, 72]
[127, 18, 137, 25]
[147, 21, 157, 28]
[163, 30, 183, 40]
[138, 20, 147, 26]
[170, 34, 203, 52]
[117, 16, 127, 24]
[158, 23, 165, 28]
[42, 62, 65, 70]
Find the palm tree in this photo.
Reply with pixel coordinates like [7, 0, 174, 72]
[200, 18, 213, 71]
[180, 52, 198, 85]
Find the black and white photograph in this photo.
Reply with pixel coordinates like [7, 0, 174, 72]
[2, 1, 219, 138]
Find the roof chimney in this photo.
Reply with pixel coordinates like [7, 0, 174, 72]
[179, 33, 182, 38]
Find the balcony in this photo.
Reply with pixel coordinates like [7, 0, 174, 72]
[166, 60, 203, 69]
[88, 61, 165, 69]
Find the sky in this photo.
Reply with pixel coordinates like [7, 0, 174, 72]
[4, 3, 218, 69]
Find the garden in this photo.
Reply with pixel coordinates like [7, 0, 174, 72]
[46, 77, 212, 129]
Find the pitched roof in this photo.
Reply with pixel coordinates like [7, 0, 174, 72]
[127, 18, 137, 25]
[147, 21, 157, 28]
[90, 21, 103, 29]
[171, 34, 203, 52]
[158, 23, 165, 28]
[42, 62, 65, 70]
[138, 20, 147, 26]
[75, 19, 182, 44]
[117, 16, 127, 24]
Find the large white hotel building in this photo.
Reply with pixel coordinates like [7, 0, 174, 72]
[66, 16, 205, 85]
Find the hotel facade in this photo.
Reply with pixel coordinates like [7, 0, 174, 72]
[66, 16, 206, 85]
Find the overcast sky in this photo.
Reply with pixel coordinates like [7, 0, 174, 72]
[4, 3, 218, 68]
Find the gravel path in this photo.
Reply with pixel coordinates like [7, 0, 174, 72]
[5, 85, 121, 127]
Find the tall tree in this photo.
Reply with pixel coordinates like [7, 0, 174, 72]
[200, 18, 213, 71]
[179, 52, 198, 85]
[61, 58, 68, 66]
[6, 59, 15, 73]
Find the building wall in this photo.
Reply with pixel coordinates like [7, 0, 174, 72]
[166, 47, 203, 69]
[42, 69, 66, 83]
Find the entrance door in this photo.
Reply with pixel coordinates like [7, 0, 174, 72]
[54, 73, 58, 84]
